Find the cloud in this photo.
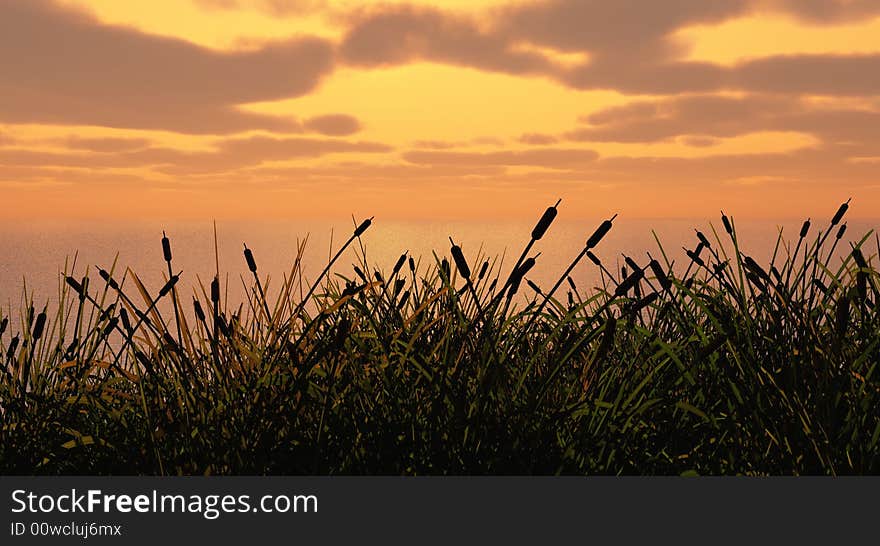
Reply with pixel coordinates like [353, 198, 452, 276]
[63, 135, 152, 152]
[733, 54, 880, 95]
[680, 136, 720, 147]
[761, 0, 880, 22]
[340, 6, 559, 76]
[499, 0, 749, 62]
[0, 165, 149, 186]
[258, 0, 325, 16]
[403, 148, 599, 167]
[248, 162, 507, 180]
[411, 140, 461, 150]
[566, 94, 880, 145]
[0, 0, 334, 133]
[0, 135, 392, 174]
[569, 95, 792, 142]
[146, 136, 393, 174]
[334, 1, 880, 96]
[193, 0, 325, 16]
[303, 114, 362, 136]
[519, 133, 559, 145]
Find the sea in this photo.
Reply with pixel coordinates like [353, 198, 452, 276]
[1, 216, 877, 329]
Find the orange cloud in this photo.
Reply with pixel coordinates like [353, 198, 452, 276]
[1, 0, 333, 133]
[303, 114, 362, 136]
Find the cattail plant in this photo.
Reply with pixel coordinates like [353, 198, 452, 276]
[1, 200, 878, 477]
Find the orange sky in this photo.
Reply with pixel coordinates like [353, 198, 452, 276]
[1, 0, 879, 220]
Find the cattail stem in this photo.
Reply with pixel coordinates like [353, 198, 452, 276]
[162, 231, 185, 351]
[244, 244, 273, 324]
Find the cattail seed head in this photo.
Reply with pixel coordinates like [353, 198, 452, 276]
[508, 257, 536, 297]
[6, 336, 19, 360]
[696, 230, 711, 248]
[162, 332, 179, 352]
[478, 260, 489, 280]
[119, 308, 132, 333]
[586, 214, 617, 250]
[408, 257, 416, 273]
[566, 276, 577, 292]
[244, 245, 257, 273]
[770, 266, 782, 282]
[98, 268, 119, 290]
[615, 269, 644, 297]
[686, 248, 705, 267]
[744, 256, 769, 282]
[393, 253, 407, 276]
[449, 238, 471, 279]
[624, 256, 640, 273]
[103, 317, 118, 337]
[32, 311, 46, 341]
[519, 257, 536, 277]
[211, 277, 220, 303]
[353, 266, 367, 282]
[162, 231, 172, 262]
[65, 276, 83, 295]
[586, 251, 601, 266]
[800, 219, 811, 238]
[745, 271, 763, 290]
[193, 299, 205, 322]
[398, 291, 410, 309]
[649, 260, 671, 291]
[79, 276, 89, 301]
[354, 217, 373, 237]
[0, 317, 6, 337]
[526, 279, 542, 295]
[852, 248, 868, 269]
[836, 223, 847, 240]
[159, 274, 180, 298]
[721, 211, 733, 235]
[831, 199, 850, 226]
[531, 198, 561, 241]
[630, 292, 659, 314]
[374, 271, 384, 284]
[215, 315, 230, 338]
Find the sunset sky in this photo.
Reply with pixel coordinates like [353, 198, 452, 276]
[2, 0, 879, 220]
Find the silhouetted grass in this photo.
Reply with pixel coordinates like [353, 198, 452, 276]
[1, 200, 878, 475]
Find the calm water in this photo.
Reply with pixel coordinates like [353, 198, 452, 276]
[1, 216, 877, 326]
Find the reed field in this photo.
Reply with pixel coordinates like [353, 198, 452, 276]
[1, 200, 878, 475]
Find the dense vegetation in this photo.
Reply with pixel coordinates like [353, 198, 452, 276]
[1, 200, 878, 475]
